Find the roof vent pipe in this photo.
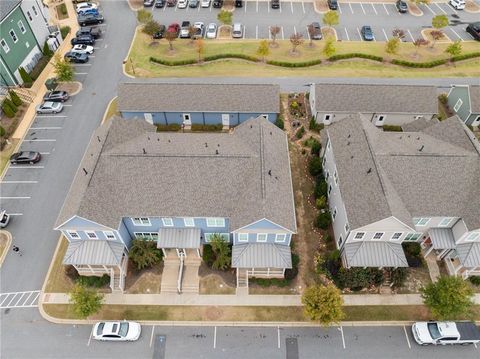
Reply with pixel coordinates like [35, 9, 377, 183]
[83, 168, 88, 175]
[367, 168, 372, 174]
[143, 148, 146, 154]
[419, 145, 424, 152]
[268, 170, 272, 176]
[215, 149, 219, 155]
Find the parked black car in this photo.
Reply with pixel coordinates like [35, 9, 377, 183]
[143, 0, 155, 6]
[43, 91, 69, 102]
[76, 26, 101, 39]
[235, 0, 242, 7]
[10, 151, 41, 165]
[189, 0, 199, 7]
[309, 22, 322, 40]
[466, 22, 480, 41]
[77, 13, 104, 27]
[155, 0, 166, 7]
[212, 0, 223, 7]
[396, 0, 408, 13]
[153, 25, 166, 39]
[327, 0, 338, 10]
[271, 0, 280, 8]
[64, 51, 89, 63]
[71, 34, 95, 45]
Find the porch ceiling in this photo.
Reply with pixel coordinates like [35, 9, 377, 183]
[157, 228, 201, 249]
[429, 228, 456, 249]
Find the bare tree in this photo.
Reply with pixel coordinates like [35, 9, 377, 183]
[165, 30, 177, 51]
[270, 26, 281, 47]
[289, 33, 304, 54]
[413, 38, 429, 55]
[307, 24, 315, 47]
[188, 25, 197, 43]
[430, 30, 443, 48]
[392, 28, 406, 41]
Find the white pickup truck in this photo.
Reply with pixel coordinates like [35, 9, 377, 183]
[412, 321, 480, 345]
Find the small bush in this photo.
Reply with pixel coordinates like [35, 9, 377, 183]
[309, 117, 321, 132]
[438, 93, 448, 105]
[315, 195, 326, 209]
[390, 267, 408, 289]
[59, 3, 68, 15]
[335, 267, 384, 290]
[156, 124, 181, 132]
[1, 102, 15, 118]
[324, 250, 341, 278]
[76, 274, 110, 288]
[43, 41, 53, 57]
[60, 26, 71, 39]
[403, 242, 421, 257]
[18, 67, 33, 87]
[314, 179, 328, 199]
[311, 141, 321, 156]
[382, 125, 403, 132]
[305, 92, 310, 100]
[9, 90, 22, 106]
[285, 253, 300, 280]
[328, 53, 383, 62]
[295, 126, 305, 139]
[29, 55, 51, 81]
[451, 52, 480, 62]
[469, 276, 480, 286]
[275, 116, 284, 130]
[308, 156, 323, 177]
[0, 126, 5, 137]
[191, 123, 223, 131]
[391, 58, 448, 68]
[202, 244, 215, 267]
[250, 277, 290, 287]
[3, 98, 17, 113]
[315, 211, 331, 230]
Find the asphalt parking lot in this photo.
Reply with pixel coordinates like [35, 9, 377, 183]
[149, 0, 479, 42]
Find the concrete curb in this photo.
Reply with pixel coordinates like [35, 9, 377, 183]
[408, 2, 423, 17]
[102, 96, 118, 124]
[0, 230, 12, 268]
[122, 25, 141, 78]
[421, 28, 453, 43]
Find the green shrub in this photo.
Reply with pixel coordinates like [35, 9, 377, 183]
[9, 90, 22, 106]
[285, 253, 300, 280]
[309, 117, 320, 132]
[76, 274, 110, 288]
[469, 276, 480, 286]
[60, 26, 71, 39]
[438, 93, 448, 104]
[191, 123, 223, 131]
[1, 102, 15, 118]
[308, 156, 323, 176]
[315, 196, 326, 209]
[295, 126, 305, 139]
[324, 249, 341, 278]
[390, 268, 408, 289]
[305, 92, 310, 100]
[0, 125, 5, 137]
[391, 58, 448, 68]
[303, 136, 318, 148]
[59, 3, 68, 15]
[335, 267, 384, 290]
[65, 265, 80, 281]
[403, 242, 421, 257]
[266, 59, 322, 67]
[30, 55, 51, 81]
[275, 116, 284, 130]
[451, 52, 480, 62]
[250, 277, 290, 287]
[311, 141, 321, 156]
[314, 179, 328, 198]
[328, 53, 383, 62]
[202, 244, 215, 267]
[156, 124, 181, 132]
[18, 67, 33, 87]
[315, 211, 331, 230]
[43, 41, 53, 57]
[382, 125, 403, 132]
[3, 98, 17, 113]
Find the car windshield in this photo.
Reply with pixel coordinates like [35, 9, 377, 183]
[96, 323, 105, 336]
[118, 322, 129, 337]
[427, 323, 441, 340]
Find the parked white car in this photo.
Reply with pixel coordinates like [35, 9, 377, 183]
[201, 0, 211, 7]
[177, 0, 188, 8]
[0, 210, 10, 228]
[206, 23, 217, 39]
[71, 44, 94, 55]
[76, 2, 98, 13]
[449, 0, 465, 9]
[93, 321, 141, 342]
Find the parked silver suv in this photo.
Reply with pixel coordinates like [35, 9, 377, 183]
[232, 23, 243, 38]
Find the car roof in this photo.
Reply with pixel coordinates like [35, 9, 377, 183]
[98, 322, 121, 335]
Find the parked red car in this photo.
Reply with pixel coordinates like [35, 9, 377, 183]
[167, 23, 180, 36]
[166, 0, 176, 6]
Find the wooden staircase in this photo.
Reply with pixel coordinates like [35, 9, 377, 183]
[110, 268, 124, 293]
[237, 269, 248, 288]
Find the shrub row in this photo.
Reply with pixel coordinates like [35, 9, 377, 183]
[382, 125, 403, 132]
[451, 52, 480, 62]
[328, 53, 383, 62]
[266, 59, 322, 67]
[191, 123, 223, 132]
[156, 123, 181, 132]
[391, 58, 447, 68]
[76, 274, 110, 288]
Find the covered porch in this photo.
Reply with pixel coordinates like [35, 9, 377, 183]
[421, 228, 456, 260]
[445, 242, 480, 279]
[157, 228, 202, 259]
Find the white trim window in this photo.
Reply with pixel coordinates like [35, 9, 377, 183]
[132, 217, 151, 226]
[9, 30, 18, 43]
[354, 232, 365, 240]
[391, 232, 402, 241]
[413, 217, 430, 226]
[377, 115, 386, 123]
[275, 234, 287, 243]
[32, 5, 38, 16]
[103, 231, 116, 240]
[332, 208, 337, 221]
[18, 20, 26, 34]
[261, 114, 269, 120]
[204, 233, 229, 242]
[338, 235, 343, 247]
[453, 98, 463, 112]
[404, 233, 421, 241]
[162, 218, 174, 227]
[373, 232, 384, 240]
[134, 232, 158, 241]
[26, 11, 33, 21]
[238, 233, 249, 242]
[324, 114, 332, 123]
[344, 223, 349, 233]
[438, 218, 453, 227]
[465, 232, 480, 241]
[183, 218, 195, 227]
[0, 39, 10, 53]
[86, 231, 98, 239]
[257, 233, 268, 242]
[67, 230, 80, 240]
[206, 218, 225, 227]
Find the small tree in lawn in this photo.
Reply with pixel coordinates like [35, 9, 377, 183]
[413, 38, 429, 55]
[137, 9, 153, 24]
[142, 20, 161, 39]
[9, 90, 23, 107]
[270, 26, 281, 47]
[42, 41, 53, 57]
[217, 10, 233, 26]
[195, 38, 205, 63]
[129, 239, 163, 270]
[322, 10, 339, 31]
[165, 30, 177, 51]
[302, 284, 345, 326]
[421, 276, 474, 320]
[385, 38, 400, 54]
[256, 40, 270, 62]
[445, 40, 462, 59]
[188, 25, 197, 44]
[1, 101, 16, 118]
[18, 67, 33, 86]
[392, 28, 406, 41]
[430, 30, 443, 48]
[307, 24, 315, 47]
[53, 53, 74, 82]
[323, 36, 336, 57]
[432, 14, 448, 31]
[210, 234, 231, 271]
[69, 283, 103, 318]
[289, 33, 304, 54]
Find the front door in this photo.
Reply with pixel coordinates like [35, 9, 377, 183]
[144, 113, 153, 124]
[182, 114, 191, 126]
[222, 114, 230, 127]
[177, 248, 186, 258]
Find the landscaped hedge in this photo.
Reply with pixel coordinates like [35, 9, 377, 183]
[451, 52, 480, 62]
[76, 274, 110, 288]
[391, 58, 448, 68]
[191, 123, 223, 131]
[382, 125, 403, 132]
[156, 123, 181, 131]
[328, 53, 383, 62]
[266, 59, 322, 67]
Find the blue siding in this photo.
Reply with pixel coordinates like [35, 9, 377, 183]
[56, 215, 115, 231]
[233, 232, 291, 245]
[118, 219, 133, 248]
[236, 218, 289, 231]
[61, 228, 119, 242]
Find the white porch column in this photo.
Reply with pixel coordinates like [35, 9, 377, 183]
[175, 248, 180, 257]
[161, 248, 167, 258]
[267, 268, 270, 276]
[88, 265, 93, 274]
[196, 248, 201, 257]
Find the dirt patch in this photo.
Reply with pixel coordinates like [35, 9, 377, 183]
[200, 274, 236, 294]
[198, 262, 236, 287]
[465, 0, 480, 12]
[396, 266, 432, 294]
[128, 0, 144, 10]
[421, 28, 452, 44]
[314, 0, 329, 13]
[408, 2, 423, 16]
[218, 25, 232, 39]
[125, 260, 163, 294]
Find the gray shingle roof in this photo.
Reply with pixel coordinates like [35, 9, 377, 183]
[117, 83, 280, 113]
[343, 241, 408, 268]
[63, 240, 125, 266]
[456, 242, 480, 267]
[0, 0, 21, 21]
[470, 86, 480, 113]
[401, 117, 439, 132]
[313, 84, 437, 114]
[232, 243, 292, 268]
[157, 228, 201, 249]
[55, 116, 296, 233]
[326, 115, 480, 230]
[429, 228, 455, 249]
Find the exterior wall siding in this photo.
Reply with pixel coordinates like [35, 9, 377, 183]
[20, 0, 49, 47]
[233, 232, 291, 245]
[315, 111, 434, 126]
[466, 113, 480, 126]
[118, 219, 132, 248]
[56, 215, 115, 231]
[447, 86, 471, 122]
[62, 228, 119, 242]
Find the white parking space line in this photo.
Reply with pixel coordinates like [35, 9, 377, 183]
[268, 1, 270, 12]
[14, 293, 26, 307]
[281, 26, 284, 39]
[198, 4, 201, 11]
[9, 166, 44, 169]
[256, 0, 258, 12]
[449, 27, 463, 41]
[338, 326, 346, 349]
[2, 181, 38, 183]
[291, 1, 294, 13]
[269, 26, 271, 39]
[30, 127, 62, 130]
[382, 28, 388, 41]
[40, 152, 50, 155]
[21, 291, 34, 306]
[349, 2, 353, 13]
[245, 0, 247, 11]
[5, 294, 18, 308]
[338, 3, 342, 13]
[434, 2, 447, 14]
[213, 326, 217, 349]
[344, 28, 350, 41]
[424, 4, 436, 14]
[0, 197, 31, 199]
[150, 326, 156, 347]
[243, 26, 246, 39]
[407, 29, 415, 42]
[301, 1, 305, 13]
[87, 328, 93, 346]
[36, 115, 67, 118]
[293, 25, 297, 34]
[164, 3, 167, 11]
[357, 27, 362, 40]
[277, 326, 281, 348]
[74, 72, 88, 75]
[403, 326, 411, 349]
[0, 294, 12, 306]
[75, 64, 92, 66]
[371, 3, 377, 14]
[8, 213, 23, 216]
[62, 104, 73, 107]
[360, 3, 366, 14]
[383, 3, 389, 15]
[279, 0, 282, 12]
[306, 27, 310, 40]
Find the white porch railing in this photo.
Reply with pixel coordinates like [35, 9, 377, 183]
[177, 254, 185, 294]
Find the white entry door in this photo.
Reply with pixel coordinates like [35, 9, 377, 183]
[182, 114, 191, 126]
[222, 114, 230, 127]
[144, 113, 153, 124]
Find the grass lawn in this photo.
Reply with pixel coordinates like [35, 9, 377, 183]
[199, 274, 236, 295]
[44, 237, 75, 293]
[43, 304, 480, 322]
[0, 232, 9, 264]
[0, 139, 19, 177]
[126, 30, 480, 78]
[103, 97, 119, 123]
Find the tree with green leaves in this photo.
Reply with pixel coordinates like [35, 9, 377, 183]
[165, 30, 177, 51]
[9, 90, 22, 107]
[137, 9, 153, 24]
[270, 26, 281, 47]
[322, 10, 339, 30]
[445, 40, 462, 58]
[43, 41, 53, 57]
[302, 284, 345, 326]
[1, 101, 15, 118]
[129, 239, 163, 270]
[53, 53, 74, 82]
[385, 37, 400, 54]
[210, 234, 231, 271]
[432, 14, 448, 30]
[256, 40, 270, 62]
[18, 67, 33, 86]
[217, 10, 233, 26]
[69, 283, 103, 318]
[421, 276, 474, 320]
[323, 36, 336, 57]
[3, 98, 17, 113]
[0, 125, 5, 137]
[289, 33, 304, 54]
[142, 20, 161, 39]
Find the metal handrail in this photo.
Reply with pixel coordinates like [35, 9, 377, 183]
[177, 254, 185, 294]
